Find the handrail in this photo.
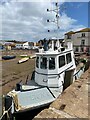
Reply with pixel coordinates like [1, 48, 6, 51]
[73, 66, 85, 77]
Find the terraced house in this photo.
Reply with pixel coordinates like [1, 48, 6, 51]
[64, 28, 90, 53]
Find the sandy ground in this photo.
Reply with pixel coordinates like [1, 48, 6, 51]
[1, 50, 36, 95]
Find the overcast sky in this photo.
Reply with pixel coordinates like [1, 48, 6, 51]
[0, 0, 88, 42]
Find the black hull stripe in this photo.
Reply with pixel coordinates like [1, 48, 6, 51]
[35, 65, 73, 76]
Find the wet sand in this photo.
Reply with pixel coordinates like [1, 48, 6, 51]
[1, 50, 36, 95]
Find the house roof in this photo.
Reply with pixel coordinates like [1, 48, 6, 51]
[65, 28, 90, 35]
[75, 28, 90, 33]
[65, 31, 75, 35]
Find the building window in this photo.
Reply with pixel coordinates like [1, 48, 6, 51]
[49, 57, 55, 70]
[36, 57, 39, 68]
[67, 35, 71, 39]
[81, 40, 85, 45]
[82, 33, 85, 37]
[81, 47, 84, 52]
[59, 55, 65, 68]
[86, 47, 89, 52]
[40, 57, 47, 69]
[75, 47, 78, 52]
[66, 53, 72, 64]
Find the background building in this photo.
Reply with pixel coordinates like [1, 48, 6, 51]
[64, 28, 90, 53]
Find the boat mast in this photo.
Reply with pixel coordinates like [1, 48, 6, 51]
[55, 2, 60, 30]
[47, 2, 60, 34]
[47, 2, 60, 49]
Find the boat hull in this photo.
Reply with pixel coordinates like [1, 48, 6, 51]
[2, 56, 16, 60]
[18, 57, 29, 64]
[13, 103, 50, 120]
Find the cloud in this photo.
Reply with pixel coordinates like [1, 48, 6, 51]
[0, 1, 86, 41]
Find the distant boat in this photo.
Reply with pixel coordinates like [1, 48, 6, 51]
[0, 46, 4, 50]
[2, 55, 16, 60]
[30, 55, 36, 59]
[18, 57, 29, 64]
[20, 55, 28, 57]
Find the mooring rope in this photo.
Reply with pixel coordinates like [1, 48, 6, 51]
[0, 105, 12, 120]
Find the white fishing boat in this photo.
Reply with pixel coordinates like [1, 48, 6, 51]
[4, 39, 76, 115]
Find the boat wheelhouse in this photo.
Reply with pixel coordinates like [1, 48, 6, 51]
[34, 40, 76, 96]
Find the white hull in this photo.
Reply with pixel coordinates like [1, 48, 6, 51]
[30, 55, 36, 59]
[18, 57, 29, 64]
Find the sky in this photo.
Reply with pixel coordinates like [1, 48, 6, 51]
[63, 2, 88, 27]
[0, 0, 89, 42]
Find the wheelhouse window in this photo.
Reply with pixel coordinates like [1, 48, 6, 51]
[59, 55, 65, 68]
[49, 57, 55, 70]
[66, 53, 72, 64]
[40, 57, 47, 69]
[36, 57, 39, 68]
[75, 47, 78, 52]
